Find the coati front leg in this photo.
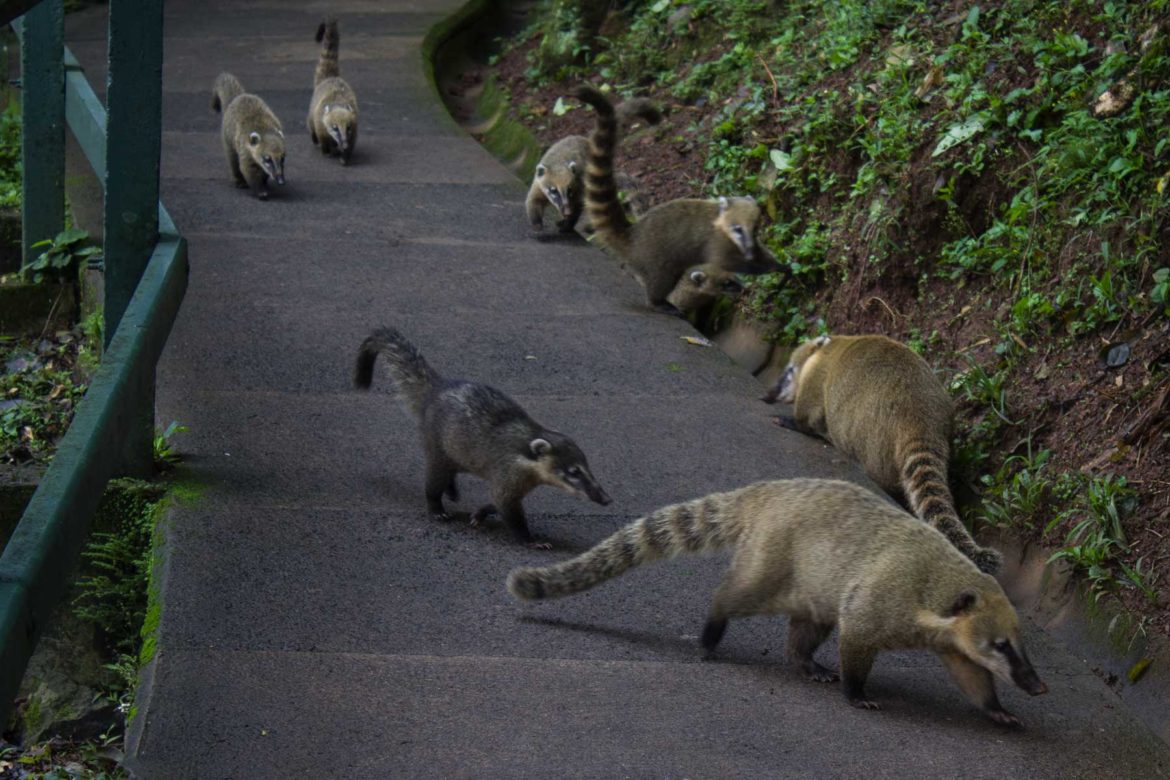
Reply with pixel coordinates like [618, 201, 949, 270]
[838, 633, 880, 710]
[787, 618, 838, 682]
[228, 149, 248, 189]
[241, 159, 270, 200]
[525, 185, 548, 232]
[938, 652, 1021, 728]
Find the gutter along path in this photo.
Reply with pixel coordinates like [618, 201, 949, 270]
[64, 1, 1170, 776]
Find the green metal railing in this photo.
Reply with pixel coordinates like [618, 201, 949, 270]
[0, 0, 187, 723]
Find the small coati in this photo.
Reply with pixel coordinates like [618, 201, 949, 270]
[764, 334, 1002, 574]
[354, 327, 611, 545]
[576, 85, 782, 315]
[212, 73, 286, 199]
[666, 264, 745, 317]
[308, 18, 359, 164]
[508, 478, 1047, 725]
[527, 97, 660, 234]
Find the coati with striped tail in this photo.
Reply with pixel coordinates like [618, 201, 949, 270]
[354, 327, 611, 545]
[508, 478, 1047, 725]
[576, 84, 781, 315]
[527, 98, 660, 234]
[666, 264, 745, 317]
[763, 334, 1002, 574]
[212, 73, 285, 199]
[308, 18, 359, 164]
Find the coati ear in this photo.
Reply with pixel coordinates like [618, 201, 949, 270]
[814, 334, 831, 347]
[535, 164, 547, 177]
[689, 270, 707, 284]
[276, 129, 284, 138]
[248, 131, 261, 146]
[567, 160, 578, 175]
[718, 195, 729, 213]
[529, 438, 553, 458]
[948, 590, 979, 616]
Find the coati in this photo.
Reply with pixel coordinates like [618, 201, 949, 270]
[666, 264, 745, 317]
[308, 18, 359, 164]
[527, 98, 660, 234]
[576, 84, 782, 315]
[763, 334, 1002, 574]
[211, 73, 286, 200]
[354, 327, 611, 545]
[508, 478, 1047, 726]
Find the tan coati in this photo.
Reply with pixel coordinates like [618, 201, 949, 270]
[508, 478, 1047, 726]
[576, 85, 782, 316]
[307, 18, 359, 165]
[666, 264, 745, 317]
[763, 334, 1002, 574]
[354, 327, 611, 545]
[211, 73, 286, 199]
[527, 98, 660, 234]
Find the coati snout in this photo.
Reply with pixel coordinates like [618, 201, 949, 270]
[529, 435, 611, 506]
[248, 131, 286, 185]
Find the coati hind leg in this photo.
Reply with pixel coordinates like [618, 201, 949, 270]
[424, 457, 458, 521]
[701, 572, 774, 656]
[787, 618, 838, 682]
[938, 652, 1021, 727]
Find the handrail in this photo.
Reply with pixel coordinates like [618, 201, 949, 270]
[0, 0, 187, 724]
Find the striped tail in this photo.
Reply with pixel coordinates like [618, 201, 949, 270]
[508, 492, 745, 600]
[353, 327, 441, 419]
[211, 72, 245, 113]
[575, 86, 661, 251]
[314, 18, 340, 85]
[898, 441, 1002, 574]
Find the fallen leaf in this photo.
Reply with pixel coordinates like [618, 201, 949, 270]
[1127, 657, 1152, 684]
[681, 336, 714, 347]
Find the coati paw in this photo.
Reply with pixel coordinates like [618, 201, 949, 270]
[653, 302, 686, 318]
[985, 708, 1023, 728]
[848, 698, 882, 711]
[257, 190, 269, 201]
[972, 547, 1004, 575]
[471, 504, 498, 526]
[430, 511, 453, 522]
[801, 663, 840, 683]
[526, 540, 554, 551]
[234, 180, 249, 189]
[771, 415, 800, 431]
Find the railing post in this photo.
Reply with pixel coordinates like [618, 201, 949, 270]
[103, 0, 163, 475]
[19, 0, 65, 267]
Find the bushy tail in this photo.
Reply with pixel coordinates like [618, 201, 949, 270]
[211, 73, 245, 113]
[898, 441, 1002, 574]
[353, 327, 441, 418]
[315, 18, 340, 85]
[508, 492, 745, 600]
[575, 86, 661, 251]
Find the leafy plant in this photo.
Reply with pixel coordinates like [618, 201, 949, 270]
[153, 420, 188, 468]
[22, 227, 102, 284]
[0, 98, 21, 208]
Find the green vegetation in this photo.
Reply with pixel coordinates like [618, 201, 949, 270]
[0, 100, 21, 209]
[510, 0, 1170, 617]
[0, 332, 92, 464]
[23, 228, 102, 284]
